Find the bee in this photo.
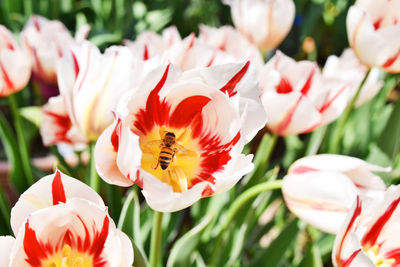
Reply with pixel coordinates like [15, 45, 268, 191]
[141, 127, 197, 170]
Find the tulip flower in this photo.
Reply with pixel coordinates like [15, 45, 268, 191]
[124, 26, 181, 61]
[0, 25, 31, 97]
[323, 48, 383, 106]
[198, 25, 264, 73]
[10, 170, 105, 235]
[333, 185, 400, 267]
[22, 15, 89, 99]
[259, 51, 351, 136]
[7, 198, 133, 267]
[224, 0, 295, 51]
[57, 41, 139, 141]
[95, 62, 266, 212]
[347, 0, 400, 73]
[0, 170, 133, 267]
[282, 154, 386, 234]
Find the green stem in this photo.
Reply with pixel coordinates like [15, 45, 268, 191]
[328, 69, 371, 154]
[210, 180, 283, 266]
[305, 125, 327, 156]
[8, 94, 34, 185]
[89, 142, 100, 193]
[0, 185, 11, 233]
[149, 211, 164, 267]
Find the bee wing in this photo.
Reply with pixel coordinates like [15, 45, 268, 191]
[140, 140, 163, 153]
[174, 143, 198, 158]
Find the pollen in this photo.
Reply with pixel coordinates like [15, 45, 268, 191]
[41, 244, 93, 267]
[139, 126, 201, 192]
[363, 245, 395, 267]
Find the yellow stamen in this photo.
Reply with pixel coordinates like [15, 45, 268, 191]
[363, 245, 395, 267]
[41, 244, 93, 267]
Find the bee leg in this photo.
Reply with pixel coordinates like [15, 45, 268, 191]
[153, 159, 160, 170]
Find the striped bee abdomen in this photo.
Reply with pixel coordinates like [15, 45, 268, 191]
[159, 146, 174, 170]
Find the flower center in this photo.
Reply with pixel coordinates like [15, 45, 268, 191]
[363, 245, 395, 267]
[139, 126, 201, 193]
[41, 244, 93, 267]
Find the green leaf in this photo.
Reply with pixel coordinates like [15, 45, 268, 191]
[0, 112, 27, 192]
[298, 241, 323, 267]
[249, 219, 304, 267]
[167, 214, 213, 267]
[118, 190, 144, 251]
[376, 98, 400, 162]
[132, 237, 149, 267]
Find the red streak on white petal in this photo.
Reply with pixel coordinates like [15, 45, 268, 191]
[275, 95, 302, 135]
[70, 49, 80, 79]
[143, 44, 149, 61]
[300, 67, 315, 95]
[43, 110, 72, 144]
[290, 166, 319, 174]
[373, 18, 383, 30]
[382, 48, 400, 68]
[206, 52, 216, 67]
[276, 77, 293, 94]
[202, 183, 216, 197]
[318, 85, 348, 113]
[342, 249, 362, 267]
[187, 33, 196, 49]
[0, 27, 15, 50]
[133, 65, 171, 135]
[385, 248, 400, 264]
[220, 61, 250, 97]
[0, 61, 15, 90]
[23, 220, 49, 267]
[336, 196, 362, 267]
[362, 195, 400, 247]
[52, 170, 66, 205]
[110, 118, 122, 152]
[32, 16, 41, 32]
[76, 46, 91, 92]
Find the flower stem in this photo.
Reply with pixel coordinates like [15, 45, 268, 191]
[149, 211, 164, 267]
[328, 69, 371, 154]
[89, 142, 100, 193]
[8, 94, 34, 186]
[210, 180, 283, 266]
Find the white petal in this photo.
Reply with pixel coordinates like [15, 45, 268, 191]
[0, 236, 15, 267]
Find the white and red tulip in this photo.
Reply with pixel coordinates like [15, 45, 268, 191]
[57, 41, 139, 141]
[282, 154, 386, 234]
[10, 170, 105, 235]
[95, 62, 266, 212]
[259, 51, 351, 136]
[198, 25, 264, 73]
[225, 0, 295, 51]
[0, 170, 133, 267]
[347, 0, 400, 73]
[333, 185, 400, 267]
[323, 48, 383, 106]
[0, 25, 31, 97]
[8, 198, 133, 267]
[21, 15, 89, 99]
[124, 25, 181, 61]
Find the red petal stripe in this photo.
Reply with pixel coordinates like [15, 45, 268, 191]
[382, 48, 400, 69]
[385, 248, 400, 264]
[276, 77, 293, 94]
[24, 220, 52, 267]
[143, 44, 149, 61]
[52, 170, 66, 205]
[220, 61, 250, 97]
[70, 49, 80, 79]
[110, 118, 122, 152]
[169, 95, 211, 128]
[336, 196, 362, 267]
[300, 67, 315, 95]
[290, 166, 319, 174]
[0, 61, 15, 90]
[362, 195, 400, 247]
[133, 65, 171, 135]
[318, 85, 348, 113]
[275, 96, 303, 135]
[373, 18, 383, 30]
[43, 110, 72, 144]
